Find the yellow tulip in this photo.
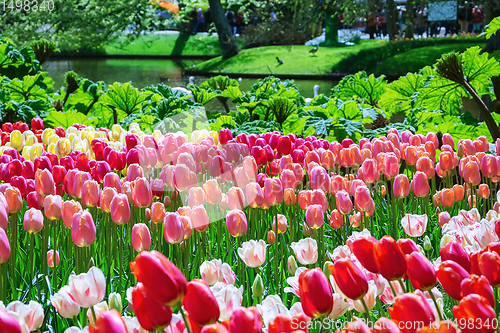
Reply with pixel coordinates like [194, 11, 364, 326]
[29, 143, 44, 161]
[10, 130, 23, 151]
[210, 130, 219, 145]
[47, 134, 59, 146]
[24, 134, 37, 147]
[66, 126, 78, 136]
[22, 147, 31, 161]
[42, 129, 55, 145]
[55, 138, 72, 158]
[47, 143, 56, 154]
[111, 124, 122, 141]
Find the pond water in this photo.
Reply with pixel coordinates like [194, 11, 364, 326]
[43, 58, 339, 112]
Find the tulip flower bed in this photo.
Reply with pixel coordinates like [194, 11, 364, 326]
[1, 118, 500, 333]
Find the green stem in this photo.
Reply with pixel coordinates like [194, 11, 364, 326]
[179, 303, 193, 333]
[429, 289, 444, 321]
[360, 297, 372, 325]
[90, 306, 97, 326]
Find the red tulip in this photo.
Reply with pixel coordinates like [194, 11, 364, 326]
[393, 174, 410, 199]
[440, 241, 471, 272]
[329, 258, 368, 300]
[389, 290, 435, 333]
[461, 274, 495, 307]
[351, 235, 379, 273]
[375, 236, 407, 281]
[397, 238, 419, 255]
[130, 250, 187, 307]
[228, 307, 262, 333]
[478, 250, 500, 287]
[406, 251, 437, 291]
[0, 308, 22, 333]
[453, 294, 496, 333]
[132, 283, 173, 331]
[277, 136, 291, 155]
[436, 260, 470, 300]
[183, 279, 220, 327]
[218, 129, 233, 145]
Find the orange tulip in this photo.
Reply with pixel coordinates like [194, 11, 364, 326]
[100, 187, 117, 213]
[453, 294, 496, 333]
[393, 174, 410, 199]
[453, 184, 464, 201]
[188, 187, 205, 208]
[478, 184, 490, 199]
[440, 188, 455, 207]
[150, 202, 165, 224]
[283, 188, 297, 206]
[5, 186, 22, 213]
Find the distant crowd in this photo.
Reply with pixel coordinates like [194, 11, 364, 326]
[362, 2, 484, 39]
[187, 6, 262, 35]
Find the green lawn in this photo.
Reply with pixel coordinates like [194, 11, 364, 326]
[104, 33, 245, 56]
[193, 40, 385, 75]
[370, 42, 485, 75]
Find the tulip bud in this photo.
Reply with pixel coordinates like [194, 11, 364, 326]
[108, 292, 123, 314]
[287, 255, 297, 275]
[252, 274, 264, 300]
[323, 261, 333, 278]
[423, 235, 432, 251]
[47, 249, 60, 267]
[267, 230, 276, 244]
[0, 228, 11, 263]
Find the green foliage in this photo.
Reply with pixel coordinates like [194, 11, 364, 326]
[44, 110, 91, 129]
[485, 17, 500, 39]
[98, 82, 152, 117]
[267, 96, 296, 125]
[189, 84, 218, 105]
[332, 72, 386, 106]
[0, 37, 40, 79]
[2, 72, 53, 102]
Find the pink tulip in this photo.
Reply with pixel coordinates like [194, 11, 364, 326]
[103, 173, 122, 193]
[203, 179, 222, 205]
[131, 223, 152, 252]
[110, 194, 131, 225]
[310, 166, 330, 193]
[0, 227, 10, 263]
[245, 182, 264, 208]
[51, 285, 80, 319]
[272, 214, 288, 234]
[281, 169, 297, 190]
[0, 308, 22, 333]
[163, 213, 185, 244]
[191, 205, 209, 232]
[100, 187, 118, 213]
[35, 168, 56, 197]
[68, 266, 106, 308]
[72, 171, 92, 199]
[226, 209, 248, 237]
[44, 194, 63, 220]
[126, 164, 144, 182]
[264, 178, 283, 206]
[150, 202, 165, 224]
[411, 171, 429, 198]
[71, 210, 96, 247]
[23, 208, 43, 234]
[5, 186, 22, 214]
[61, 200, 82, 229]
[131, 177, 153, 208]
[47, 249, 60, 267]
[336, 190, 353, 215]
[393, 174, 410, 199]
[384, 153, 399, 179]
[354, 185, 373, 213]
[305, 204, 324, 229]
[227, 187, 245, 210]
[81, 180, 100, 208]
[188, 187, 205, 208]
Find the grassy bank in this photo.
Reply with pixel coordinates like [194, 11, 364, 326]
[370, 42, 486, 74]
[192, 40, 384, 75]
[104, 33, 245, 56]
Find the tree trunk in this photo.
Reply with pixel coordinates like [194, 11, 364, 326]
[484, 31, 500, 54]
[386, 0, 398, 40]
[208, 0, 241, 59]
[405, 0, 414, 39]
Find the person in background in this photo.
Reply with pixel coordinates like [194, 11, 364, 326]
[236, 11, 245, 35]
[466, 2, 474, 33]
[197, 8, 204, 32]
[366, 11, 376, 39]
[190, 6, 198, 34]
[471, 5, 483, 33]
[226, 8, 236, 35]
[204, 7, 212, 33]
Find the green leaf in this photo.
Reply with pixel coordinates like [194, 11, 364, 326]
[332, 71, 387, 106]
[189, 84, 218, 105]
[282, 113, 310, 136]
[210, 115, 237, 132]
[234, 120, 281, 135]
[44, 110, 89, 128]
[485, 17, 500, 39]
[98, 82, 151, 115]
[267, 96, 297, 125]
[3, 72, 53, 102]
[221, 86, 242, 100]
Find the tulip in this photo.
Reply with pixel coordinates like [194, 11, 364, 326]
[401, 214, 428, 237]
[336, 190, 353, 215]
[228, 187, 245, 210]
[132, 283, 173, 331]
[4, 186, 22, 214]
[267, 230, 276, 244]
[150, 202, 165, 224]
[478, 184, 490, 199]
[417, 321, 461, 333]
[0, 228, 10, 263]
[183, 279, 220, 327]
[51, 285, 80, 318]
[44, 194, 63, 220]
[226, 209, 248, 237]
[461, 274, 495, 308]
[163, 213, 185, 244]
[412, 171, 429, 197]
[191, 205, 209, 232]
[440, 241, 471, 272]
[35, 168, 56, 197]
[72, 171, 91, 199]
[94, 309, 128, 333]
[246, 183, 264, 208]
[110, 194, 131, 225]
[481, 154, 498, 178]
[389, 290, 435, 333]
[310, 166, 330, 193]
[351, 235, 379, 274]
[5, 300, 44, 332]
[354, 185, 373, 213]
[0, 309, 21, 333]
[100, 187, 117, 213]
[305, 204, 324, 229]
[393, 174, 410, 199]
[68, 266, 106, 308]
[61, 200, 82, 229]
[188, 187, 205, 208]
[396, 238, 419, 256]
[218, 129, 233, 144]
[71, 210, 96, 247]
[272, 214, 287, 234]
[406, 251, 436, 291]
[203, 179, 222, 205]
[436, 260, 470, 300]
[264, 178, 283, 206]
[374, 236, 407, 281]
[281, 169, 297, 190]
[283, 188, 296, 206]
[416, 156, 435, 179]
[200, 324, 229, 333]
[478, 250, 500, 287]
[298, 268, 333, 318]
[237, 240, 266, 268]
[47, 249, 60, 267]
[463, 161, 481, 185]
[81, 180, 100, 208]
[372, 317, 401, 333]
[23, 208, 43, 234]
[130, 250, 187, 307]
[384, 153, 399, 179]
[453, 294, 496, 333]
[228, 307, 263, 333]
[438, 211, 451, 227]
[131, 177, 153, 208]
[329, 258, 369, 300]
[131, 223, 152, 252]
[103, 172, 122, 193]
[291, 238, 318, 265]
